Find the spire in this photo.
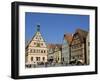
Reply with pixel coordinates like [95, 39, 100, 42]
[37, 24, 40, 32]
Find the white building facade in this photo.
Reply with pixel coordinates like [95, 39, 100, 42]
[25, 25, 48, 67]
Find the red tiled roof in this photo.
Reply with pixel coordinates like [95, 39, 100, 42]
[47, 44, 62, 50]
[75, 28, 88, 42]
[55, 44, 62, 50]
[47, 44, 56, 49]
[64, 34, 73, 44]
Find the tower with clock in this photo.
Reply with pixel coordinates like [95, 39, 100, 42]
[25, 24, 48, 68]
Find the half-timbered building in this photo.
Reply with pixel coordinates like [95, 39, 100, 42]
[70, 29, 88, 64]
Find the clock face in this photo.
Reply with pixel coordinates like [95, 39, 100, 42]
[36, 43, 40, 47]
[30, 29, 47, 48]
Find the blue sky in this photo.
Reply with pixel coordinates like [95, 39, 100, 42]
[25, 12, 89, 44]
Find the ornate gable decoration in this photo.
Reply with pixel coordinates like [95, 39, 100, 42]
[27, 24, 47, 48]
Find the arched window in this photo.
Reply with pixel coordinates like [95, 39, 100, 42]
[34, 42, 36, 45]
[41, 50, 43, 53]
[36, 57, 40, 61]
[42, 57, 45, 61]
[44, 50, 45, 53]
[31, 57, 33, 61]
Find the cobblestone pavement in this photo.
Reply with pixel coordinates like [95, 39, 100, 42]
[26, 63, 69, 68]
[26, 63, 85, 68]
